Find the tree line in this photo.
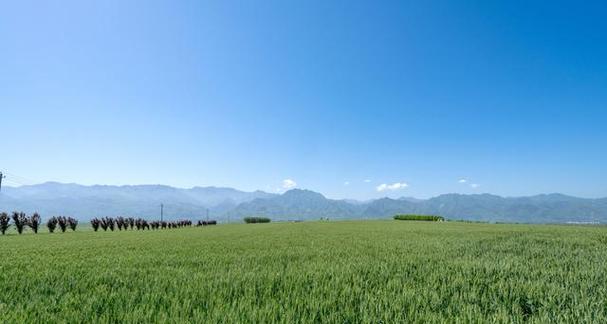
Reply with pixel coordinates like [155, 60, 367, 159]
[0, 212, 221, 235]
[90, 217, 217, 231]
[0, 212, 78, 234]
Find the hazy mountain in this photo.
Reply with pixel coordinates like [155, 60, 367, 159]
[420, 193, 607, 223]
[226, 189, 360, 221]
[227, 191, 607, 223]
[0, 183, 276, 221]
[1, 183, 606, 223]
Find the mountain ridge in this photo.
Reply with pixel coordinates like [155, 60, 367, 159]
[1, 182, 606, 223]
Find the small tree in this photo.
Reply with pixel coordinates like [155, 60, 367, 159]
[100, 218, 109, 231]
[90, 218, 100, 232]
[0, 212, 10, 235]
[12, 212, 28, 234]
[67, 217, 78, 231]
[57, 216, 68, 233]
[29, 213, 41, 234]
[47, 217, 58, 233]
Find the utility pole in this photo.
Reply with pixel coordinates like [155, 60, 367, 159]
[160, 203, 164, 222]
[206, 208, 209, 222]
[0, 172, 5, 193]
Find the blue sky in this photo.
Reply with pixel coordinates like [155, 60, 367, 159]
[1, 0, 606, 199]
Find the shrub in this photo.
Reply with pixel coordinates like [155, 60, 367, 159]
[29, 213, 42, 234]
[68, 217, 78, 231]
[12, 212, 28, 234]
[244, 217, 271, 224]
[393, 215, 444, 222]
[57, 216, 68, 232]
[0, 212, 10, 235]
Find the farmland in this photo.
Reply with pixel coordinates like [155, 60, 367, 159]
[0, 220, 606, 322]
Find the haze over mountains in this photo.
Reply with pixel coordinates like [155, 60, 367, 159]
[1, 182, 606, 224]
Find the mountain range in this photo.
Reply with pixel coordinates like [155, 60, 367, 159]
[1, 182, 606, 224]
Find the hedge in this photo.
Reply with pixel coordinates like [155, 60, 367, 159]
[244, 217, 271, 224]
[393, 215, 444, 222]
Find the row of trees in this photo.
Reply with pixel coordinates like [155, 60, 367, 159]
[0, 212, 78, 234]
[46, 216, 79, 233]
[90, 217, 214, 232]
[0, 212, 219, 235]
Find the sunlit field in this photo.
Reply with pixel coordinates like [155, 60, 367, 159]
[1, 221, 606, 322]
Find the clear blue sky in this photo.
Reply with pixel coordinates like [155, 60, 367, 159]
[1, 0, 606, 199]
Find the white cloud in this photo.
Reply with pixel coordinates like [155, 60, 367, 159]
[458, 179, 468, 184]
[344, 181, 350, 186]
[282, 179, 297, 190]
[376, 182, 409, 192]
[364, 179, 371, 183]
[470, 183, 480, 189]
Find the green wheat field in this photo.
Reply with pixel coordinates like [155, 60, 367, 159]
[1, 221, 606, 323]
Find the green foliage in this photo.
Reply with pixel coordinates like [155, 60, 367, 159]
[394, 214, 444, 221]
[0, 221, 606, 322]
[244, 216, 271, 223]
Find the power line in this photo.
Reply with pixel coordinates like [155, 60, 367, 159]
[1, 176, 28, 187]
[3, 172, 37, 185]
[0, 170, 41, 191]
[3, 178, 24, 186]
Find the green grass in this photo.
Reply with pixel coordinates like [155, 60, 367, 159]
[1, 221, 606, 323]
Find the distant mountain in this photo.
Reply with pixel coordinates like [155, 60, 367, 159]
[0, 183, 276, 221]
[228, 191, 607, 223]
[226, 189, 360, 221]
[1, 183, 606, 223]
